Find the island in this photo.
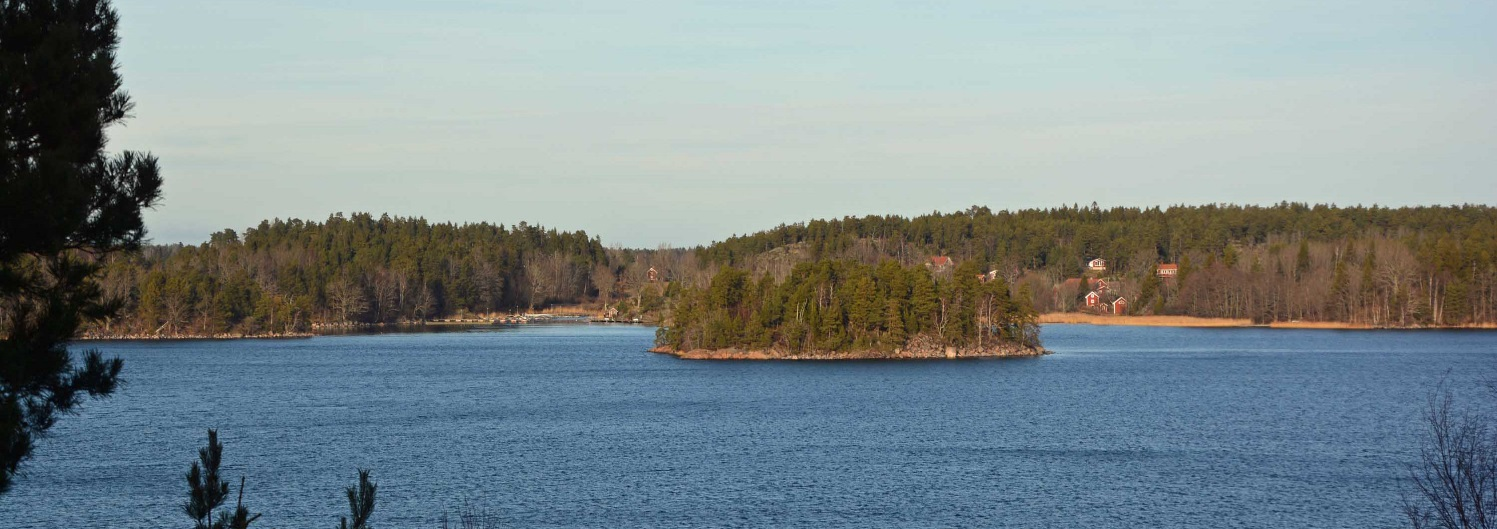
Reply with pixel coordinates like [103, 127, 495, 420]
[651, 259, 1046, 360]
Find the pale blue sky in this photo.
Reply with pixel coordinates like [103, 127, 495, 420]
[109, 1, 1497, 247]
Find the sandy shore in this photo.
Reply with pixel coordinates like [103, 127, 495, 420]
[1039, 313, 1497, 330]
[1039, 313, 1252, 327]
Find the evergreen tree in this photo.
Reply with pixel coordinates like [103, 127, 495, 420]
[907, 268, 938, 335]
[184, 430, 261, 529]
[1359, 244, 1377, 297]
[0, 0, 162, 495]
[1138, 267, 1161, 311]
[948, 261, 981, 345]
[339, 470, 377, 529]
[1327, 256, 1350, 320]
[181, 430, 377, 529]
[1443, 279, 1470, 324]
[817, 301, 846, 351]
[657, 259, 1038, 355]
[847, 275, 878, 345]
[1296, 238, 1312, 280]
[883, 297, 906, 346]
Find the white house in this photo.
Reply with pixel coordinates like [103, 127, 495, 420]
[1088, 258, 1107, 271]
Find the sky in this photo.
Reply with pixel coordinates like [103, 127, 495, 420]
[108, 0, 1497, 248]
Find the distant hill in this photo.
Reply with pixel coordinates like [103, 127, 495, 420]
[92, 204, 1497, 338]
[93, 213, 609, 336]
[688, 203, 1497, 327]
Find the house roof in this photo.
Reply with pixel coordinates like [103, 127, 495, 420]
[929, 256, 952, 266]
[1158, 264, 1179, 271]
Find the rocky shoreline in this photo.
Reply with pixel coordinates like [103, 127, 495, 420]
[650, 335, 1047, 361]
[76, 331, 315, 340]
[75, 317, 607, 340]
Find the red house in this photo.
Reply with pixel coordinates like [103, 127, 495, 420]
[647, 267, 659, 282]
[1157, 264, 1178, 278]
[1085, 291, 1101, 307]
[926, 256, 954, 274]
[1112, 297, 1128, 315]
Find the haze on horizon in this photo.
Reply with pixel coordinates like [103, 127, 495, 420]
[110, 0, 1496, 248]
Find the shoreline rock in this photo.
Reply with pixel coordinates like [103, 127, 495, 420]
[76, 331, 315, 341]
[649, 337, 1048, 361]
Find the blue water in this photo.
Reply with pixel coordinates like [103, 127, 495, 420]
[2, 324, 1494, 528]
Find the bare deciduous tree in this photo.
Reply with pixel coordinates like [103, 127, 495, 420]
[413, 283, 435, 322]
[1403, 382, 1497, 529]
[524, 253, 554, 312]
[368, 269, 399, 323]
[523, 251, 586, 312]
[326, 275, 368, 323]
[161, 276, 195, 334]
[591, 263, 616, 306]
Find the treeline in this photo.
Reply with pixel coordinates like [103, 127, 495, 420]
[657, 259, 1038, 354]
[1137, 234, 1491, 325]
[88, 204, 1497, 336]
[93, 213, 608, 335]
[693, 203, 1497, 326]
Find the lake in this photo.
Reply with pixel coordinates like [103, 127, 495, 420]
[3, 324, 1494, 528]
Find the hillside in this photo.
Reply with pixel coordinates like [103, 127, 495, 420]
[86, 203, 1497, 339]
[690, 204, 1497, 327]
[90, 214, 609, 336]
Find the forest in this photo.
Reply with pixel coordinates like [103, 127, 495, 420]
[696, 203, 1497, 326]
[655, 258, 1039, 356]
[90, 213, 609, 336]
[86, 203, 1497, 337]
